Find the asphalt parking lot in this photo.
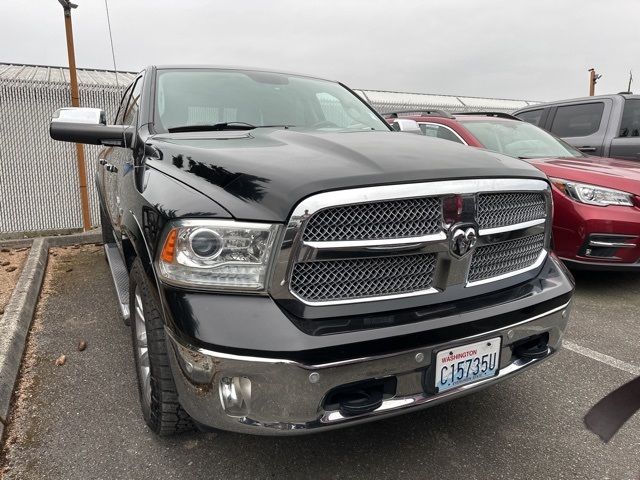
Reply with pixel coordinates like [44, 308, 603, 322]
[0, 245, 639, 480]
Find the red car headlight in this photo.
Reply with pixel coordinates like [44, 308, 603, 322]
[550, 178, 634, 207]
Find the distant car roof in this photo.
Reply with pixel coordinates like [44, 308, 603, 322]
[454, 115, 519, 122]
[514, 93, 640, 112]
[383, 112, 521, 122]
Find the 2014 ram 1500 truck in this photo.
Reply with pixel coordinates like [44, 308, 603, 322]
[50, 66, 574, 436]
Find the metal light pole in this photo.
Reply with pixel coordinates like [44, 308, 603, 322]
[58, 0, 91, 231]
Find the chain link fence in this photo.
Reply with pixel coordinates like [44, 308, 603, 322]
[0, 77, 125, 235]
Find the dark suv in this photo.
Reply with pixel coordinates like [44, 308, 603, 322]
[514, 94, 640, 161]
[49, 66, 574, 436]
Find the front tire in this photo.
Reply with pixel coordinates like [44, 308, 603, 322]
[129, 258, 193, 435]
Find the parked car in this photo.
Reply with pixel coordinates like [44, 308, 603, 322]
[49, 66, 573, 436]
[385, 111, 640, 269]
[513, 94, 640, 161]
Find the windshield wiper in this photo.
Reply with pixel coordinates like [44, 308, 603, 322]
[168, 122, 256, 133]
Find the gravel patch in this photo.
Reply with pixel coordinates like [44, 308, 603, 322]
[0, 249, 30, 315]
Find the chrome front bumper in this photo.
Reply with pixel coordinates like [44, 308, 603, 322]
[166, 301, 571, 435]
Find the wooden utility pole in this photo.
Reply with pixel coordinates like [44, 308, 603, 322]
[588, 68, 601, 97]
[58, 0, 91, 231]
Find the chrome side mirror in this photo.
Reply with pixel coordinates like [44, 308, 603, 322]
[51, 107, 107, 125]
[391, 119, 423, 135]
[50, 107, 132, 147]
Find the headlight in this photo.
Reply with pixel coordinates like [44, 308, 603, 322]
[157, 219, 280, 291]
[550, 178, 634, 207]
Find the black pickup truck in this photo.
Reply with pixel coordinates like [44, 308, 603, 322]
[50, 66, 574, 436]
[514, 93, 640, 160]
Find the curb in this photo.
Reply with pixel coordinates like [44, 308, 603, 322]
[47, 231, 101, 247]
[0, 230, 101, 249]
[0, 231, 101, 440]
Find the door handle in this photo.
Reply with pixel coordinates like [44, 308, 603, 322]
[105, 164, 118, 173]
[578, 146, 597, 152]
[99, 159, 107, 165]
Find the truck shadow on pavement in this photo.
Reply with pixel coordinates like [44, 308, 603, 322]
[157, 386, 530, 477]
[571, 269, 640, 293]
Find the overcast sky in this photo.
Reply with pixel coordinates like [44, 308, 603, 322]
[2, 0, 638, 101]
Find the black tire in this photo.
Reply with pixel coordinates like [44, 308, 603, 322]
[129, 258, 194, 435]
[100, 206, 115, 244]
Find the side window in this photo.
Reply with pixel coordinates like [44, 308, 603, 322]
[419, 123, 464, 144]
[550, 103, 604, 137]
[619, 99, 640, 137]
[122, 75, 144, 126]
[114, 83, 134, 125]
[516, 109, 544, 126]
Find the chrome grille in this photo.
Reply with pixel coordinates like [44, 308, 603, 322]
[302, 197, 442, 242]
[274, 179, 550, 309]
[290, 253, 436, 303]
[468, 233, 545, 283]
[477, 192, 546, 229]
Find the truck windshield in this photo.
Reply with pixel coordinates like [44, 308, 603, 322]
[461, 119, 584, 159]
[154, 69, 389, 133]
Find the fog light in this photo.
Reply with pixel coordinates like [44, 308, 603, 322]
[219, 377, 252, 416]
[172, 339, 215, 385]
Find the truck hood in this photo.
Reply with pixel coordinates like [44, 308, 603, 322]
[146, 128, 546, 222]
[528, 156, 640, 195]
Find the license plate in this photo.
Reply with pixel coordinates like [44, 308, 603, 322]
[435, 337, 502, 393]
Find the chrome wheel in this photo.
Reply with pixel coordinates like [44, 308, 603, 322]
[134, 285, 152, 407]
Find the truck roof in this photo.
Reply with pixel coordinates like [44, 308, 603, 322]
[150, 64, 338, 83]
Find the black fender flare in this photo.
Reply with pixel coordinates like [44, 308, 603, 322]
[121, 209, 158, 289]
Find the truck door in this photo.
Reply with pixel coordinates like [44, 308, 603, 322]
[609, 98, 640, 161]
[104, 75, 143, 237]
[101, 81, 133, 233]
[547, 100, 612, 156]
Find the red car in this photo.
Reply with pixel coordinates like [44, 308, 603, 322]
[386, 111, 640, 269]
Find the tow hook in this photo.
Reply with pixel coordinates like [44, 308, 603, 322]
[513, 333, 550, 360]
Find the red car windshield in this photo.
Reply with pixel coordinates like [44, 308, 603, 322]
[460, 119, 584, 159]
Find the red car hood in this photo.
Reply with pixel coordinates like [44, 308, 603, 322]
[528, 156, 640, 195]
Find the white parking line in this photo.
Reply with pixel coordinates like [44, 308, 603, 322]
[563, 340, 640, 376]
